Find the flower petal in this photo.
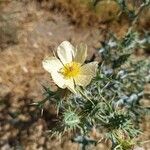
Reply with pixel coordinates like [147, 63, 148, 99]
[74, 62, 98, 87]
[65, 78, 76, 93]
[74, 43, 87, 64]
[42, 57, 63, 73]
[42, 57, 66, 88]
[51, 71, 66, 89]
[75, 75, 93, 87]
[57, 41, 75, 64]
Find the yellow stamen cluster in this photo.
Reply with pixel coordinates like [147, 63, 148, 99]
[60, 62, 81, 79]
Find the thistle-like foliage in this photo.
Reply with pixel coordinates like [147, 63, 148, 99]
[34, 1, 150, 150]
[115, 0, 150, 20]
[36, 30, 149, 149]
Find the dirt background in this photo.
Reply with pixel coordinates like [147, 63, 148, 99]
[0, 0, 149, 150]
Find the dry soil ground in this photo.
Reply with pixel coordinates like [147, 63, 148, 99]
[0, 0, 149, 150]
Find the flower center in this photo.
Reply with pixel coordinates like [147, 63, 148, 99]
[60, 62, 81, 79]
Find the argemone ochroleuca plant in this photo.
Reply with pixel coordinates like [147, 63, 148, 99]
[42, 41, 98, 93]
[35, 2, 150, 149]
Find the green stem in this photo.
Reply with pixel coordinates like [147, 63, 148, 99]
[77, 87, 95, 106]
[129, 2, 150, 31]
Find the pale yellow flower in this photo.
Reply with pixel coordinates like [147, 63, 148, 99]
[42, 41, 98, 93]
